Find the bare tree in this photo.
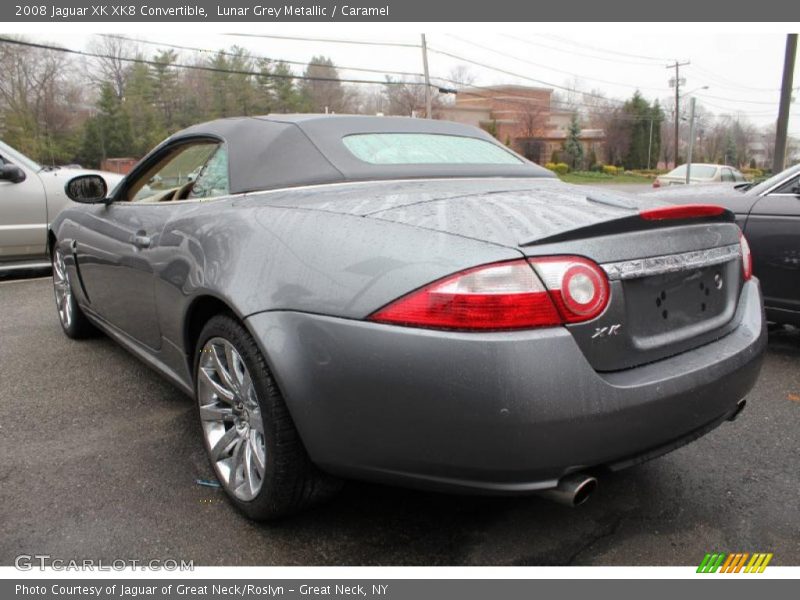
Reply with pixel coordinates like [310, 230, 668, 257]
[0, 36, 83, 162]
[87, 35, 138, 99]
[383, 76, 440, 117]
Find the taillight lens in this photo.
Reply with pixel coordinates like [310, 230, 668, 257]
[528, 256, 610, 323]
[739, 230, 753, 280]
[639, 204, 726, 220]
[368, 256, 610, 331]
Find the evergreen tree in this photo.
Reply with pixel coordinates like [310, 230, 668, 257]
[299, 56, 350, 113]
[123, 62, 165, 157]
[79, 82, 132, 167]
[563, 114, 584, 170]
[622, 91, 663, 169]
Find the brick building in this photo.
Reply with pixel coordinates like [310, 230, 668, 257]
[437, 85, 605, 166]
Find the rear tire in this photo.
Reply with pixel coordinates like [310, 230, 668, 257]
[194, 314, 341, 520]
[52, 246, 96, 339]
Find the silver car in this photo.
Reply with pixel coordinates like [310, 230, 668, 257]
[52, 115, 766, 520]
[653, 163, 746, 188]
[0, 140, 123, 271]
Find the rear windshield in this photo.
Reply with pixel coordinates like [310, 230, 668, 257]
[667, 165, 717, 178]
[342, 133, 522, 165]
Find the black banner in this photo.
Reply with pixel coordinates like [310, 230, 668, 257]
[2, 0, 799, 22]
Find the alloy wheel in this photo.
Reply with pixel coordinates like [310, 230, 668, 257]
[197, 337, 267, 501]
[52, 249, 73, 329]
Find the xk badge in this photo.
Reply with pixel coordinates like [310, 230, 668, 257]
[592, 324, 622, 339]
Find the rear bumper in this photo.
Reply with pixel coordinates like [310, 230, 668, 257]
[246, 279, 766, 493]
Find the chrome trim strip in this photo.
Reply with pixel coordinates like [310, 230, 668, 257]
[602, 244, 741, 281]
[0, 261, 51, 272]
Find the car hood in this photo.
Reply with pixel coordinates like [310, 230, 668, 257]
[39, 167, 124, 189]
[250, 178, 669, 247]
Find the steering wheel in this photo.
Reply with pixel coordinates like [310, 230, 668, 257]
[167, 180, 195, 201]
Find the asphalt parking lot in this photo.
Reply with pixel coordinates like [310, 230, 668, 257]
[1, 274, 799, 566]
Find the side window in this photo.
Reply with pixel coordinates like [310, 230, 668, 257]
[126, 142, 219, 203]
[770, 175, 800, 195]
[721, 168, 735, 182]
[188, 145, 229, 199]
[733, 170, 746, 182]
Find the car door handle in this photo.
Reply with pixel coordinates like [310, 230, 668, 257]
[131, 233, 151, 249]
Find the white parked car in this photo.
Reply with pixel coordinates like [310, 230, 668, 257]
[0, 140, 124, 271]
[653, 163, 747, 188]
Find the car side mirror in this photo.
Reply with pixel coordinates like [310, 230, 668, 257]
[65, 174, 108, 204]
[0, 164, 26, 183]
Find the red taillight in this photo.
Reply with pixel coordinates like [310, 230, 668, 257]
[639, 204, 726, 220]
[652, 179, 661, 188]
[740, 230, 753, 281]
[528, 256, 610, 323]
[368, 257, 610, 331]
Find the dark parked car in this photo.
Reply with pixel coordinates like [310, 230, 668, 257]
[645, 164, 800, 327]
[52, 115, 766, 519]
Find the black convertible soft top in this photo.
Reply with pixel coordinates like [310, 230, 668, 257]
[167, 114, 554, 194]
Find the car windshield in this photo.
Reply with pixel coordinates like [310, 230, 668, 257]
[666, 164, 717, 179]
[342, 133, 522, 165]
[746, 163, 800, 196]
[0, 140, 42, 172]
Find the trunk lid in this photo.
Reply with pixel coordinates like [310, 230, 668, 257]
[257, 178, 745, 371]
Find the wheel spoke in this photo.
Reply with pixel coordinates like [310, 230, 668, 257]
[249, 412, 264, 434]
[198, 366, 235, 403]
[224, 343, 245, 394]
[210, 426, 238, 461]
[229, 437, 246, 490]
[249, 430, 266, 474]
[210, 344, 237, 393]
[199, 402, 233, 422]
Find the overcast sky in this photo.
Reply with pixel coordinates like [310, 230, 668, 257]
[26, 28, 800, 134]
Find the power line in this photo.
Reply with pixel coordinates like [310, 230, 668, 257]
[425, 45, 625, 105]
[98, 34, 424, 79]
[694, 92, 784, 106]
[502, 34, 667, 67]
[443, 34, 667, 93]
[0, 37, 425, 87]
[224, 32, 419, 49]
[690, 64, 783, 93]
[538, 33, 673, 63]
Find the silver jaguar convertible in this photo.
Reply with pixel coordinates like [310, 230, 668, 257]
[52, 115, 766, 519]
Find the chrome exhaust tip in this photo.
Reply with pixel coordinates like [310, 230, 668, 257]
[538, 473, 598, 507]
[728, 399, 747, 421]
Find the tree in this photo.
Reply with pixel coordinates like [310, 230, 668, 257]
[88, 36, 137, 99]
[383, 76, 438, 116]
[271, 61, 303, 113]
[79, 82, 132, 167]
[123, 62, 165, 156]
[623, 91, 663, 169]
[0, 36, 84, 164]
[299, 56, 353, 113]
[563, 113, 584, 169]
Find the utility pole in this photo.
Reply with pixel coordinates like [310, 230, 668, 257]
[685, 97, 697, 184]
[421, 34, 432, 119]
[647, 117, 654, 169]
[667, 60, 690, 168]
[773, 34, 797, 173]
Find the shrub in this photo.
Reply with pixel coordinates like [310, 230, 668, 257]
[741, 167, 763, 179]
[602, 165, 620, 176]
[545, 162, 570, 175]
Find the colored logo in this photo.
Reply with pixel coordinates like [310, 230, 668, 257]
[697, 553, 773, 573]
